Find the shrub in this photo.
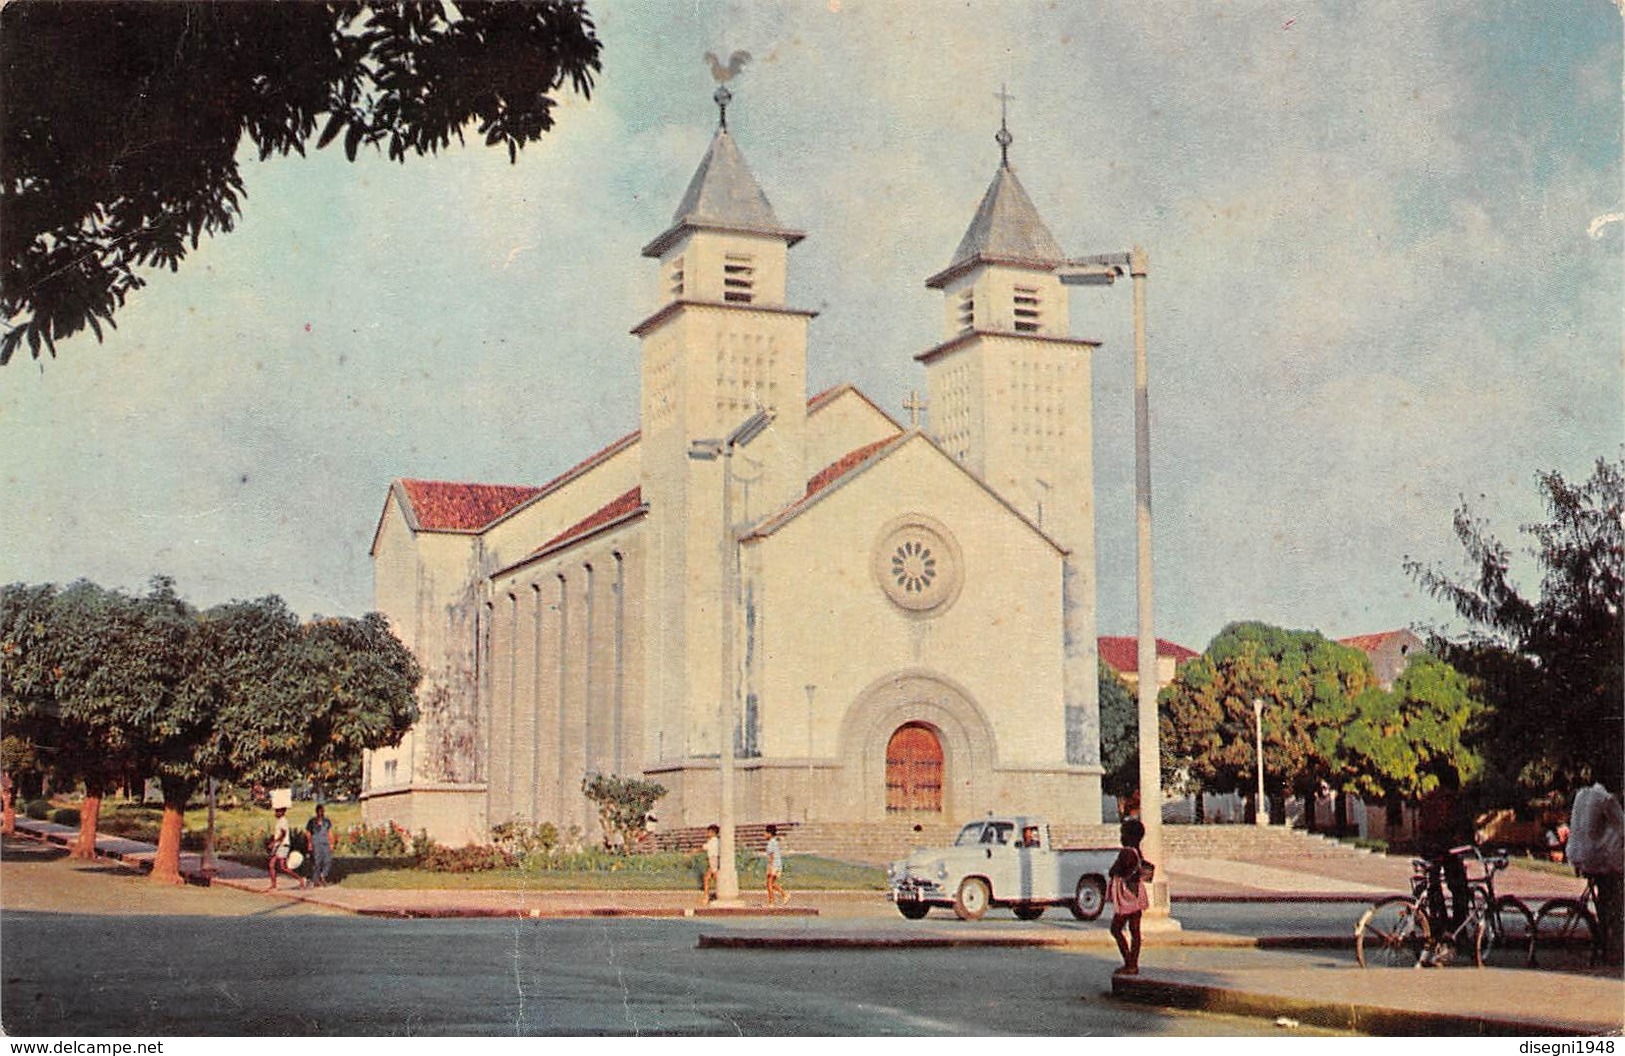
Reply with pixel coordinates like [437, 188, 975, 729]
[418, 843, 515, 873]
[50, 807, 81, 827]
[581, 774, 665, 854]
[336, 822, 411, 857]
[23, 799, 50, 820]
[491, 819, 558, 859]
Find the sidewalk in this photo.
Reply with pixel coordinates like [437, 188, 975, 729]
[9, 818, 1617, 1036]
[1110, 964, 1625, 1037]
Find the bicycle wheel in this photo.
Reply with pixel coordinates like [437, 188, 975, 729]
[1531, 898, 1599, 972]
[1356, 895, 1431, 968]
[1475, 895, 1535, 968]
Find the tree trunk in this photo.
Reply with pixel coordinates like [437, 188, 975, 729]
[1194, 787, 1206, 824]
[1333, 790, 1350, 836]
[71, 776, 105, 860]
[1301, 785, 1318, 833]
[1270, 786, 1288, 826]
[1, 776, 15, 836]
[149, 781, 189, 885]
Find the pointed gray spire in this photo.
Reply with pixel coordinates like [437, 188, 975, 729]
[642, 127, 804, 258]
[926, 164, 1065, 288]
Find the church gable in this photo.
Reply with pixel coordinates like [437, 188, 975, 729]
[749, 430, 1062, 555]
[742, 431, 1069, 771]
[805, 383, 903, 474]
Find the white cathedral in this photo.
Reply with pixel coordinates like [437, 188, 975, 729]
[362, 96, 1111, 846]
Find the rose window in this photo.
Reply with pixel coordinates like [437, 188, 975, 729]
[873, 516, 961, 613]
[890, 540, 937, 594]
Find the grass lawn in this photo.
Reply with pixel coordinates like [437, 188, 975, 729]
[51, 797, 887, 890]
[90, 799, 362, 852]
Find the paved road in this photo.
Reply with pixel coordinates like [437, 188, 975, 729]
[2, 909, 1353, 1036]
[1, 837, 1350, 1037]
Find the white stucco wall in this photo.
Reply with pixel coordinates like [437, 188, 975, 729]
[743, 436, 1081, 820]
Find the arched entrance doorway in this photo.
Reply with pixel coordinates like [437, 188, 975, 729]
[885, 723, 943, 814]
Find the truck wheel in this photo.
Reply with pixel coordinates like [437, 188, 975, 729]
[1012, 904, 1045, 921]
[954, 877, 991, 920]
[896, 902, 930, 920]
[1070, 875, 1106, 920]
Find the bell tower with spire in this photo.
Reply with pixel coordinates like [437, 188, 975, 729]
[633, 84, 815, 773]
[916, 100, 1104, 789]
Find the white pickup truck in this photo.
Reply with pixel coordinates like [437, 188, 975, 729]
[886, 816, 1118, 921]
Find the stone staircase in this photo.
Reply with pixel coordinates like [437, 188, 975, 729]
[1159, 823, 1378, 861]
[653, 819, 1373, 868]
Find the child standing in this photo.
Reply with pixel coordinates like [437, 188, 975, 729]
[701, 824, 721, 902]
[1108, 817, 1150, 974]
[764, 824, 787, 905]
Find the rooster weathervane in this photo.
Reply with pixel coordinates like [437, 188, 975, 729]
[705, 50, 752, 129]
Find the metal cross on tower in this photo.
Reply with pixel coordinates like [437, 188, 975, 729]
[994, 85, 1015, 168]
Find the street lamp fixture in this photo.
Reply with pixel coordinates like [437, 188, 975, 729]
[1252, 698, 1268, 827]
[687, 406, 776, 905]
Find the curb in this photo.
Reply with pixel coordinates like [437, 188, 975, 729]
[695, 929, 1275, 950]
[1109, 973, 1595, 1037]
[347, 905, 819, 920]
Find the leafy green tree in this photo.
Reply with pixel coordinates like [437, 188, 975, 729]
[1337, 654, 1485, 828]
[1158, 655, 1226, 817]
[52, 580, 190, 861]
[1407, 457, 1624, 802]
[1, 582, 57, 833]
[1, 0, 602, 363]
[1160, 622, 1378, 826]
[3, 579, 419, 882]
[158, 596, 421, 881]
[1098, 660, 1139, 802]
[581, 773, 666, 854]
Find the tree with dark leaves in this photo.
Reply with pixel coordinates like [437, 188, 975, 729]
[1, 1, 601, 364]
[1407, 457, 1624, 805]
[1098, 659, 1141, 805]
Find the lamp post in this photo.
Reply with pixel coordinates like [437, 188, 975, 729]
[803, 684, 816, 822]
[1252, 698, 1267, 827]
[688, 407, 775, 905]
[1059, 246, 1169, 917]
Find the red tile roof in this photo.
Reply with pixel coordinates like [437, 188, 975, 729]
[1337, 630, 1412, 653]
[805, 436, 898, 498]
[1097, 636, 1199, 676]
[399, 480, 545, 532]
[535, 487, 644, 555]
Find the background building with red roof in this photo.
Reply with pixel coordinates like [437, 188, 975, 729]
[1097, 636, 1199, 692]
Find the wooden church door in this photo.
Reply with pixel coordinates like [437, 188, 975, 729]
[886, 723, 943, 813]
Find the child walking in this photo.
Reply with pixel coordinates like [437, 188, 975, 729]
[764, 824, 787, 905]
[1108, 817, 1151, 974]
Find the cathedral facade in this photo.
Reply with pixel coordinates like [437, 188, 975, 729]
[362, 104, 1106, 845]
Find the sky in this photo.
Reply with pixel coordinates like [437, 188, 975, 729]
[3, 0, 1621, 654]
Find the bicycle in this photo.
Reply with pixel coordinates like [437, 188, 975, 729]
[1529, 876, 1604, 972]
[1355, 846, 1534, 968]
